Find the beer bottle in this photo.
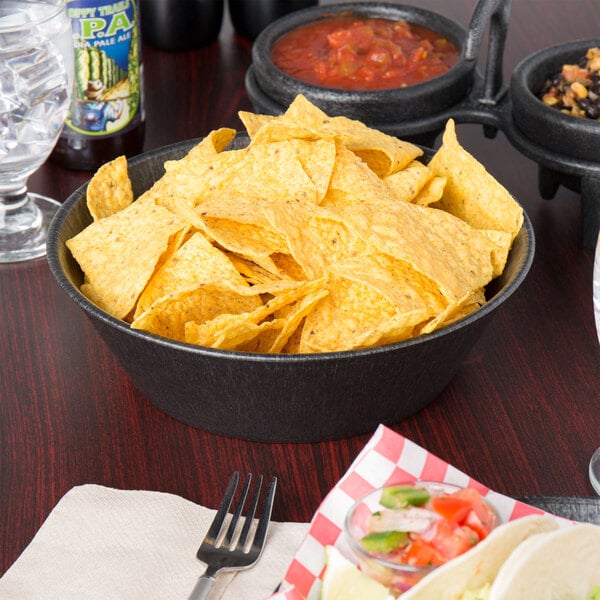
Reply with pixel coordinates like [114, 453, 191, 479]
[51, 0, 145, 170]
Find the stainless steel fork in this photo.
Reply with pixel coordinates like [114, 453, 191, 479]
[187, 472, 277, 600]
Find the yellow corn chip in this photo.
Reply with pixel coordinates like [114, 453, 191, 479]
[86, 155, 133, 220]
[164, 127, 236, 173]
[299, 274, 424, 353]
[67, 198, 187, 319]
[428, 119, 524, 240]
[282, 94, 423, 176]
[69, 96, 523, 354]
[412, 175, 447, 207]
[383, 160, 434, 203]
[134, 231, 251, 318]
[326, 197, 497, 304]
[132, 285, 261, 342]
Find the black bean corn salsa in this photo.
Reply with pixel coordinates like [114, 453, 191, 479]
[539, 47, 600, 120]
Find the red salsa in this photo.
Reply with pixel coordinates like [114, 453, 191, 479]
[270, 16, 459, 91]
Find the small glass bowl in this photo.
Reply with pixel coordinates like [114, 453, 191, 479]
[344, 482, 497, 594]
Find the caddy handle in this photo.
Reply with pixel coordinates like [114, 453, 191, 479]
[464, 0, 512, 105]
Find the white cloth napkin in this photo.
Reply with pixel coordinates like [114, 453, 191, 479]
[0, 484, 309, 600]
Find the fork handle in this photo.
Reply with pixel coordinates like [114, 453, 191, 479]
[187, 574, 215, 600]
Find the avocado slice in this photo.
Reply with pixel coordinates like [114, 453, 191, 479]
[380, 485, 430, 508]
[361, 530, 409, 553]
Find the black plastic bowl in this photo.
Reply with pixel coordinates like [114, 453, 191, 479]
[47, 138, 534, 443]
[248, 2, 476, 124]
[510, 38, 600, 163]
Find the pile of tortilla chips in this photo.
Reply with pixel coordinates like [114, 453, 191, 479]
[67, 95, 523, 354]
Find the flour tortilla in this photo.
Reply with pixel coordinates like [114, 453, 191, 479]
[488, 522, 600, 599]
[400, 515, 559, 599]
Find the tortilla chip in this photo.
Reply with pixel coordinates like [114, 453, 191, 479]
[289, 138, 337, 204]
[131, 285, 261, 342]
[86, 155, 133, 220]
[68, 96, 523, 354]
[270, 252, 307, 281]
[428, 119, 524, 240]
[246, 129, 337, 203]
[134, 231, 251, 318]
[67, 198, 187, 319]
[479, 229, 514, 277]
[185, 279, 325, 349]
[147, 146, 246, 214]
[412, 175, 447, 207]
[299, 273, 432, 352]
[163, 128, 236, 173]
[240, 139, 320, 203]
[202, 217, 288, 275]
[268, 289, 328, 353]
[263, 200, 368, 279]
[418, 287, 486, 335]
[328, 252, 447, 318]
[326, 197, 497, 304]
[248, 118, 326, 146]
[282, 94, 422, 176]
[238, 111, 275, 139]
[226, 253, 291, 285]
[322, 142, 397, 207]
[383, 160, 434, 203]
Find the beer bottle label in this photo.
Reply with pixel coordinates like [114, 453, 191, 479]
[63, 0, 143, 139]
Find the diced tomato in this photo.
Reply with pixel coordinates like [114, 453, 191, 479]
[367, 47, 392, 68]
[464, 509, 491, 540]
[314, 61, 328, 81]
[403, 537, 446, 567]
[355, 66, 379, 83]
[451, 488, 498, 538]
[460, 525, 482, 547]
[424, 519, 474, 560]
[327, 25, 374, 52]
[334, 47, 360, 77]
[429, 495, 472, 522]
[450, 487, 484, 505]
[392, 20, 412, 39]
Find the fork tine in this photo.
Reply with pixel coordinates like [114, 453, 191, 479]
[237, 474, 263, 548]
[223, 473, 252, 546]
[189, 473, 276, 600]
[250, 476, 277, 552]
[204, 471, 239, 544]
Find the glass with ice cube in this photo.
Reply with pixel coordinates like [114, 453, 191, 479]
[0, 0, 73, 262]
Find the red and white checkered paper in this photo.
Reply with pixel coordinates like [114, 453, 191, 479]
[268, 424, 566, 600]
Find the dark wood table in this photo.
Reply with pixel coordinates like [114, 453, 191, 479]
[2, 0, 599, 577]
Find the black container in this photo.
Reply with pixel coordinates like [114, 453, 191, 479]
[510, 38, 600, 164]
[247, 0, 510, 126]
[140, 0, 224, 50]
[228, 0, 319, 40]
[47, 137, 534, 443]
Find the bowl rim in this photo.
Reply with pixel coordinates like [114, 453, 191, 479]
[511, 37, 600, 131]
[47, 137, 535, 363]
[251, 1, 473, 100]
